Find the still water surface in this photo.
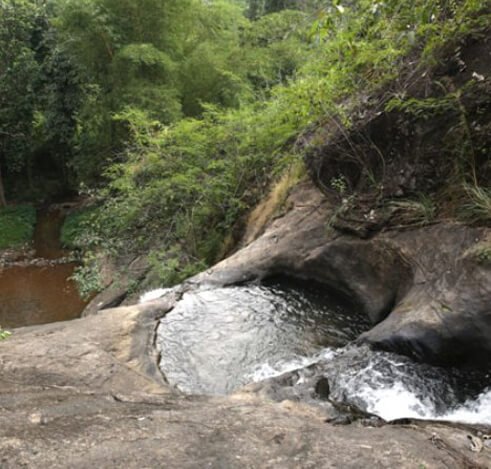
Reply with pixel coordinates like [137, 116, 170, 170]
[0, 209, 88, 328]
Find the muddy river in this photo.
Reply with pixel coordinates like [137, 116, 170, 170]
[0, 208, 88, 328]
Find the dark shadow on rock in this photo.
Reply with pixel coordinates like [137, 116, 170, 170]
[185, 182, 490, 368]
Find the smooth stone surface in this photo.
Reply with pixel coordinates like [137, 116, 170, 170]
[0, 297, 489, 468]
[189, 182, 491, 367]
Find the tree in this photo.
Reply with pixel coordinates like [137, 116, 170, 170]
[247, 0, 266, 19]
[246, 0, 322, 18]
[0, 0, 84, 202]
[0, 166, 6, 208]
[55, 0, 195, 179]
[0, 1, 40, 205]
[179, 0, 250, 116]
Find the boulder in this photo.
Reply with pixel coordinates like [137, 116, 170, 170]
[189, 182, 491, 367]
[359, 228, 491, 367]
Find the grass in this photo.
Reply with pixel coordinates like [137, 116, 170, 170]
[388, 195, 437, 227]
[60, 208, 96, 250]
[243, 162, 306, 244]
[0, 205, 36, 250]
[459, 185, 491, 224]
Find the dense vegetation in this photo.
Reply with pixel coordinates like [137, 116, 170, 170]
[0, 205, 36, 250]
[1, 0, 490, 294]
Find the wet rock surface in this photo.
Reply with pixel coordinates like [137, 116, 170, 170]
[360, 227, 491, 367]
[1, 182, 490, 467]
[1, 298, 490, 468]
[239, 344, 490, 424]
[189, 181, 491, 368]
[85, 180, 490, 369]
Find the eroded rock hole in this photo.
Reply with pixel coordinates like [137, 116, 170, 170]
[154, 276, 491, 425]
[156, 276, 370, 395]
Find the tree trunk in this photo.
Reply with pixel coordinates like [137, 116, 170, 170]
[0, 165, 7, 208]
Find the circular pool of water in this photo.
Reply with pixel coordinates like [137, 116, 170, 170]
[156, 278, 369, 395]
[154, 277, 491, 425]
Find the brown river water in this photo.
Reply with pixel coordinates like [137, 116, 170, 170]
[0, 209, 88, 329]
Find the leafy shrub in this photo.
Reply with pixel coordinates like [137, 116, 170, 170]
[61, 208, 97, 250]
[72, 0, 491, 291]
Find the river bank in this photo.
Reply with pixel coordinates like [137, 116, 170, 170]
[0, 13, 489, 465]
[0, 180, 490, 467]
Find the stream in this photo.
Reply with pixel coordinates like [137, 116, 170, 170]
[148, 277, 491, 426]
[0, 208, 88, 328]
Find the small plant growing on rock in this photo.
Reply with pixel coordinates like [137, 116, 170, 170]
[465, 235, 491, 265]
[459, 185, 491, 224]
[330, 175, 348, 195]
[475, 247, 491, 264]
[71, 252, 104, 299]
[388, 195, 436, 227]
[0, 326, 11, 340]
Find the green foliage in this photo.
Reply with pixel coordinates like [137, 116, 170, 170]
[330, 176, 348, 195]
[386, 96, 460, 119]
[71, 251, 104, 298]
[459, 185, 491, 224]
[0, 327, 11, 340]
[55, 0, 193, 171]
[237, 9, 310, 96]
[1, 0, 314, 199]
[82, 107, 279, 284]
[179, 42, 250, 117]
[68, 0, 491, 291]
[0, 205, 36, 249]
[60, 207, 97, 249]
[3, 0, 490, 294]
[472, 246, 491, 265]
[0, 0, 84, 200]
[0, 1, 41, 186]
[246, 0, 320, 19]
[148, 248, 207, 286]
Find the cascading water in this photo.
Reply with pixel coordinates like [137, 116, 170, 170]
[247, 344, 491, 425]
[145, 278, 491, 425]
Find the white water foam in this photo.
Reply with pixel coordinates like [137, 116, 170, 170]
[139, 288, 171, 303]
[357, 381, 435, 421]
[247, 348, 337, 383]
[437, 388, 491, 425]
[357, 383, 491, 425]
[249, 350, 491, 426]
